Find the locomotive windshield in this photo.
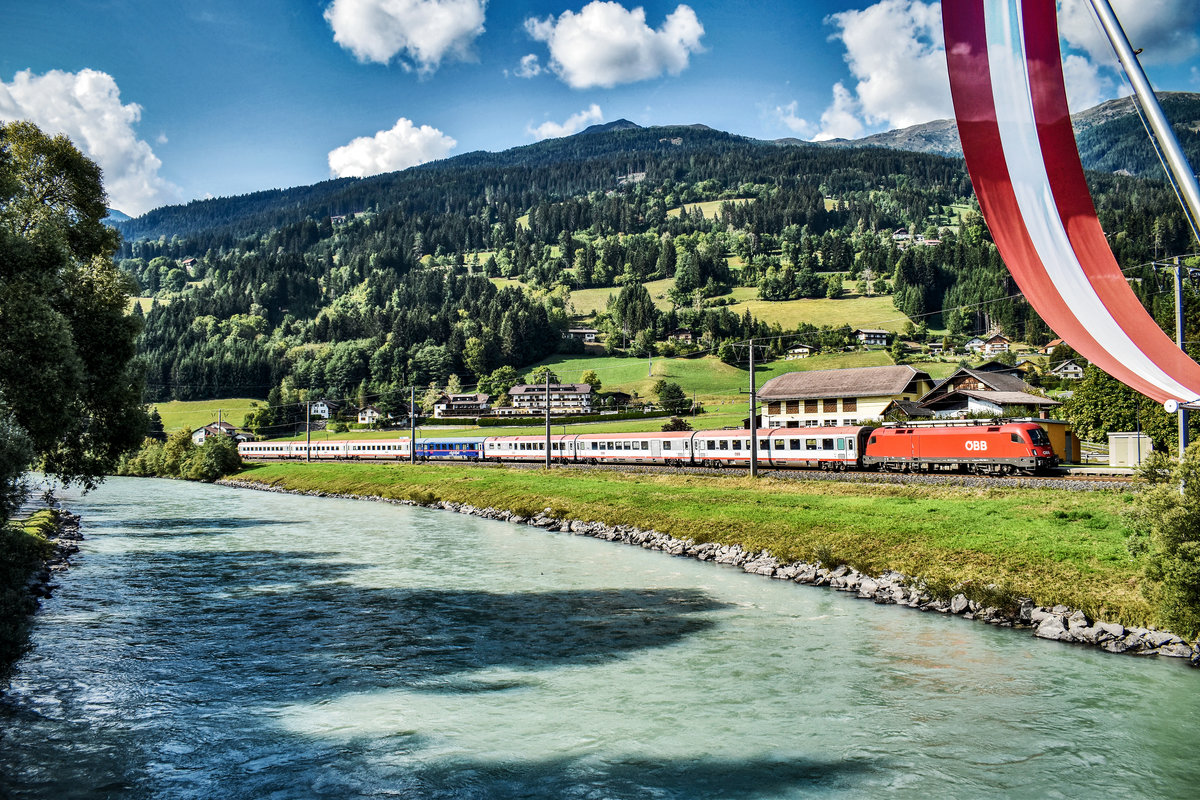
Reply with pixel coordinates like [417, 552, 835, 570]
[1028, 427, 1051, 446]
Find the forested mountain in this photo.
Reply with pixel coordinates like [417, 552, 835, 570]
[119, 98, 1198, 414]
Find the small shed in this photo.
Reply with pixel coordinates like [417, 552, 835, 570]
[1108, 432, 1154, 468]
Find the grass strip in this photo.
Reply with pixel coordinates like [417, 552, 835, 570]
[0, 510, 57, 679]
[234, 462, 1148, 625]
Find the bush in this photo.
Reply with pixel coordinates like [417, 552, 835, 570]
[1126, 444, 1200, 638]
[116, 431, 242, 482]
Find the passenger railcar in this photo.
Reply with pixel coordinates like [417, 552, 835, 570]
[413, 437, 486, 461]
[862, 421, 1057, 474]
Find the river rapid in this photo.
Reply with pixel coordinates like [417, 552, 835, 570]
[1, 477, 1197, 799]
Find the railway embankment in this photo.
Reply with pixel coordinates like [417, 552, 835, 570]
[219, 462, 1199, 666]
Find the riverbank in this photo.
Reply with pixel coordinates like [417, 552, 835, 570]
[220, 462, 1196, 664]
[0, 508, 81, 683]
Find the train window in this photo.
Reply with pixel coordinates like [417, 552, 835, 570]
[759, 439, 768, 450]
[719, 440, 728, 450]
[837, 438, 845, 449]
[683, 441, 690, 450]
[641, 441, 649, 450]
[707, 440, 715, 450]
[607, 441, 614, 450]
[806, 439, 818, 450]
[1011, 433, 1021, 443]
[663, 440, 672, 450]
[789, 439, 801, 450]
[1030, 428, 1050, 445]
[775, 439, 785, 449]
[822, 438, 834, 450]
[848, 439, 855, 451]
[869, 436, 876, 445]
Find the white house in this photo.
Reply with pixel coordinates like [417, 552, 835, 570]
[309, 399, 339, 419]
[191, 421, 238, 445]
[784, 344, 814, 360]
[498, 383, 594, 416]
[964, 336, 986, 352]
[982, 333, 1011, 355]
[358, 405, 386, 425]
[1050, 359, 1085, 381]
[565, 328, 600, 342]
[432, 393, 491, 418]
[853, 329, 889, 347]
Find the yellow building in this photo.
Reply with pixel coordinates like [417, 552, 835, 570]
[759, 365, 934, 427]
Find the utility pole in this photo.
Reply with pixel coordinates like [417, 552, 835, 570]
[648, 350, 652, 378]
[1175, 257, 1189, 462]
[410, 385, 416, 465]
[305, 402, 311, 463]
[749, 339, 758, 478]
[217, 408, 222, 439]
[544, 372, 552, 469]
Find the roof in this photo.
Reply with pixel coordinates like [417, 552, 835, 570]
[509, 383, 592, 395]
[922, 389, 1060, 408]
[759, 365, 931, 400]
[854, 328, 889, 335]
[787, 344, 814, 351]
[1050, 359, 1083, 373]
[882, 399, 935, 418]
[922, 367, 1034, 400]
[437, 393, 489, 403]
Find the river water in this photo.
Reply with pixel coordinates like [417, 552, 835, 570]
[1, 477, 1197, 799]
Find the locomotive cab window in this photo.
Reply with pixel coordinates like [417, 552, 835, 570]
[1011, 434, 1021, 443]
[1030, 427, 1050, 445]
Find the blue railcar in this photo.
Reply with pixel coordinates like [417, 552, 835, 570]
[414, 437, 487, 461]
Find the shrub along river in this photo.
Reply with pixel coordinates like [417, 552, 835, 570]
[2, 477, 1198, 798]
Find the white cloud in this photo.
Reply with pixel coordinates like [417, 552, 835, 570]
[822, 0, 951, 135]
[1061, 53, 1113, 113]
[0, 68, 179, 216]
[813, 82, 868, 141]
[1059, 0, 1200, 66]
[527, 104, 603, 140]
[525, 2, 704, 89]
[328, 117, 456, 178]
[514, 54, 542, 79]
[324, 0, 487, 73]
[774, 101, 814, 137]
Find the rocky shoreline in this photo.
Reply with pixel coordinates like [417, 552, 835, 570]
[29, 511, 83, 600]
[218, 477, 1200, 668]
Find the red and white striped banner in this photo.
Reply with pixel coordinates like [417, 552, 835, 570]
[943, 0, 1200, 406]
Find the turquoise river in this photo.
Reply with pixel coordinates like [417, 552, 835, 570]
[1, 477, 1198, 798]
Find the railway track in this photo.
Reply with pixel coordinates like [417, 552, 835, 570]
[274, 456, 1133, 491]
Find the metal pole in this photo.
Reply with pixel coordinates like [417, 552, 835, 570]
[544, 373, 551, 469]
[1088, 0, 1200, 237]
[1175, 257, 1188, 461]
[749, 338, 758, 478]
[305, 402, 311, 463]
[410, 385, 416, 464]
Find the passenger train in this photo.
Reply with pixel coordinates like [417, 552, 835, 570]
[239, 421, 1059, 475]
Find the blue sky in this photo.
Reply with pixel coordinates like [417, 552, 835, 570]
[2, 0, 1198, 216]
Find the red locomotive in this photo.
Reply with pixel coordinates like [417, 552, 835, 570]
[862, 421, 1058, 475]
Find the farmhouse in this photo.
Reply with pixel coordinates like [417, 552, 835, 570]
[308, 399, 340, 419]
[853, 329, 889, 347]
[918, 366, 1059, 418]
[432, 393, 491, 418]
[758, 365, 934, 427]
[190, 421, 241, 445]
[1050, 359, 1085, 381]
[565, 328, 599, 342]
[784, 344, 814, 360]
[498, 383, 594, 416]
[358, 405, 386, 425]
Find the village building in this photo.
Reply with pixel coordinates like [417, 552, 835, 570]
[190, 421, 242, 445]
[964, 336, 986, 353]
[668, 328, 695, 343]
[1049, 359, 1085, 381]
[432, 393, 491, 419]
[1040, 338, 1064, 355]
[308, 399, 340, 419]
[784, 344, 814, 360]
[853, 328, 890, 347]
[982, 333, 1011, 355]
[758, 365, 934, 427]
[358, 405, 386, 425]
[918, 366, 1059, 418]
[497, 383, 594, 416]
[565, 328, 600, 342]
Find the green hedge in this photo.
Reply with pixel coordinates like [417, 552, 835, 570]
[476, 409, 686, 427]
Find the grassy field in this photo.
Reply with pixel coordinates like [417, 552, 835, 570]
[665, 198, 753, 219]
[231, 461, 1149, 626]
[153, 398, 262, 433]
[723, 290, 908, 331]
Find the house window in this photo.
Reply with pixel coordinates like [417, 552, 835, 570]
[804, 419, 820, 427]
[804, 400, 818, 414]
[787, 401, 800, 414]
[843, 398, 857, 412]
[768, 402, 781, 415]
[823, 399, 837, 413]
